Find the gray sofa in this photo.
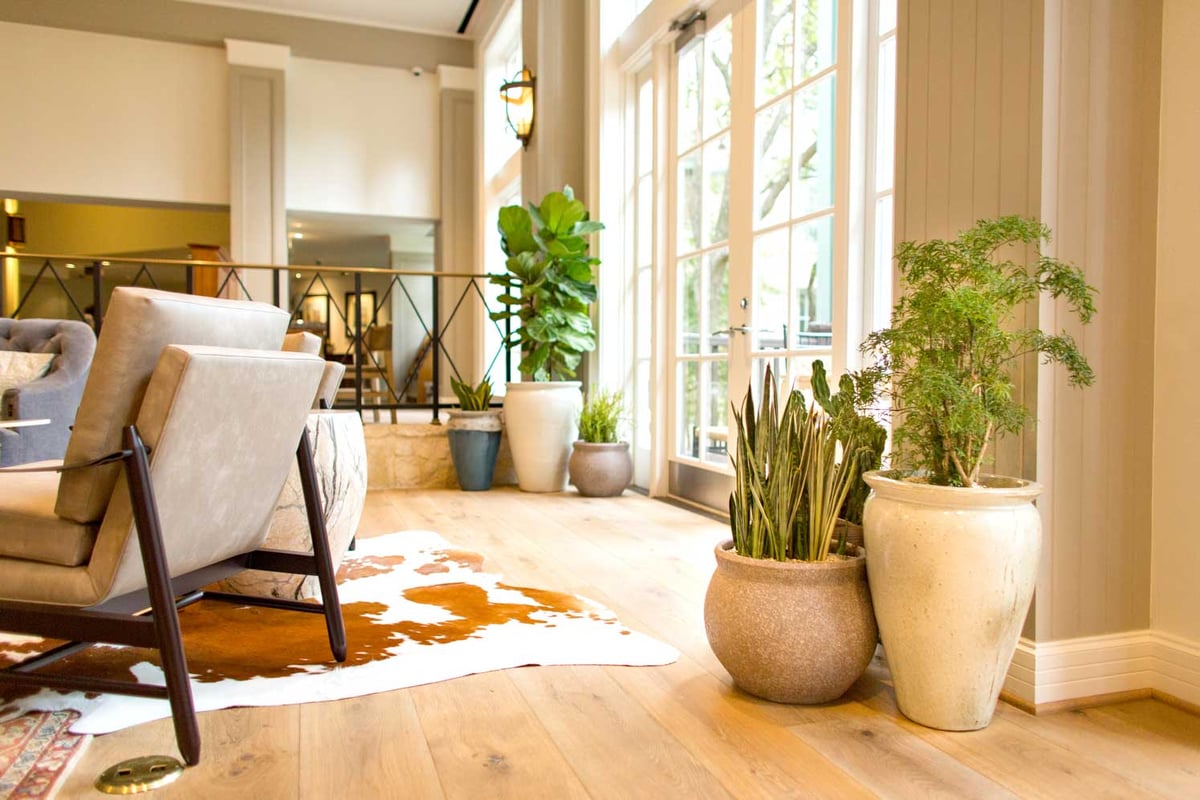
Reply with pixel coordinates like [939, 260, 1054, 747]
[0, 319, 96, 466]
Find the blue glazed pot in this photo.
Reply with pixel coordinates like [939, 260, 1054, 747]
[446, 411, 503, 491]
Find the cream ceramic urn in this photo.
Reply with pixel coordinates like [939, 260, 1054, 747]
[862, 470, 1042, 730]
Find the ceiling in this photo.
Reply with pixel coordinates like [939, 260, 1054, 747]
[180, 0, 475, 35]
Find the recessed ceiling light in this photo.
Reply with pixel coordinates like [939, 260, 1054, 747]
[65, 263, 76, 269]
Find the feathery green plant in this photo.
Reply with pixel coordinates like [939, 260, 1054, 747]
[729, 366, 859, 562]
[451, 377, 493, 411]
[861, 216, 1096, 487]
[578, 389, 624, 443]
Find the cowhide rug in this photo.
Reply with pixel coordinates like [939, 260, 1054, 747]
[0, 531, 679, 735]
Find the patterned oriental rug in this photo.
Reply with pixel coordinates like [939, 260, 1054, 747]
[0, 531, 678, 737]
[0, 710, 89, 799]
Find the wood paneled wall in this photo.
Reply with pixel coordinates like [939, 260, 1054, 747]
[896, 0, 1160, 642]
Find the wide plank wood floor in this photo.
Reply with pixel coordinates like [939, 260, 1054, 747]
[62, 488, 1200, 798]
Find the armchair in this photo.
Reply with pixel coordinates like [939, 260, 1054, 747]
[0, 319, 96, 466]
[0, 288, 347, 767]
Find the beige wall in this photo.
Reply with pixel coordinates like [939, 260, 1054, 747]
[286, 57, 441, 220]
[897, 0, 1160, 642]
[1152, 0, 1200, 643]
[0, 22, 229, 205]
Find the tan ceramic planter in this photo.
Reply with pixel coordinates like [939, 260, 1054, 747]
[703, 540, 877, 704]
[568, 441, 632, 497]
[862, 470, 1042, 730]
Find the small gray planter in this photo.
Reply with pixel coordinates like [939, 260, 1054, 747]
[446, 410, 503, 491]
[567, 441, 632, 497]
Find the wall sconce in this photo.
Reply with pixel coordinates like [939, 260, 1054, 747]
[500, 67, 536, 149]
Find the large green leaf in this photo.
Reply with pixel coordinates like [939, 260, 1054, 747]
[498, 206, 538, 254]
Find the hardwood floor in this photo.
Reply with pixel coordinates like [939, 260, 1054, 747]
[62, 488, 1200, 798]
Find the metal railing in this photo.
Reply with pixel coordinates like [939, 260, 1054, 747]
[0, 252, 513, 422]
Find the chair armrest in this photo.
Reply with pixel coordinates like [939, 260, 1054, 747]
[4, 367, 88, 421]
[0, 449, 132, 474]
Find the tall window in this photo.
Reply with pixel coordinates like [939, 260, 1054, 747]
[481, 3, 523, 389]
[868, 0, 897, 333]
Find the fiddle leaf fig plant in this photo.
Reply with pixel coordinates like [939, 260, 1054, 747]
[490, 186, 603, 381]
[861, 216, 1096, 487]
[812, 359, 887, 525]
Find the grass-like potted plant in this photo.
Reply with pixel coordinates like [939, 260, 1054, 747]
[446, 377, 502, 491]
[490, 185, 603, 493]
[703, 367, 878, 704]
[568, 389, 631, 497]
[858, 216, 1096, 730]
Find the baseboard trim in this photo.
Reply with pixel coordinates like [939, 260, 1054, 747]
[1002, 629, 1200, 713]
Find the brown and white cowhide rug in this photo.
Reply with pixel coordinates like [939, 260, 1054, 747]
[0, 531, 678, 735]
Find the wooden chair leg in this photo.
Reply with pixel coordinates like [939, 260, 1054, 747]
[123, 426, 201, 766]
[296, 430, 348, 662]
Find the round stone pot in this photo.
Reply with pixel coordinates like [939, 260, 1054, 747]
[503, 381, 582, 493]
[446, 410, 503, 491]
[862, 470, 1042, 731]
[568, 441, 632, 497]
[704, 540, 877, 704]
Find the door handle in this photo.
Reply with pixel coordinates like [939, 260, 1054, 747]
[712, 325, 752, 336]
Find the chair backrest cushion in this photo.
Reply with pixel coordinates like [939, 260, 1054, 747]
[56, 288, 290, 523]
[88, 345, 323, 600]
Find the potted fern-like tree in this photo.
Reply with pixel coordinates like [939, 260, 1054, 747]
[568, 389, 632, 497]
[446, 377, 502, 491]
[490, 186, 603, 493]
[703, 367, 878, 704]
[859, 216, 1096, 731]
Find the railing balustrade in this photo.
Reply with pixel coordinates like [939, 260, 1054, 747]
[0, 252, 513, 422]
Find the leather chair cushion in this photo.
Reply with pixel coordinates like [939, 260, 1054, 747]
[56, 289, 289, 524]
[0, 462, 96, 566]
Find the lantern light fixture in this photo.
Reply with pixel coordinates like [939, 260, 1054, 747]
[499, 67, 536, 149]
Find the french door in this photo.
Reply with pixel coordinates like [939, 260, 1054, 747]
[667, 0, 848, 510]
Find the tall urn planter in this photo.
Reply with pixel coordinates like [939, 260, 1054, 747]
[503, 382, 582, 492]
[704, 541, 877, 704]
[862, 471, 1042, 730]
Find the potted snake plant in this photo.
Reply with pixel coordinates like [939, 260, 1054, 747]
[858, 216, 1096, 731]
[446, 377, 502, 491]
[568, 388, 632, 497]
[703, 367, 878, 704]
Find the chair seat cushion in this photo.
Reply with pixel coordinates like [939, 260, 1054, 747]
[0, 461, 97, 566]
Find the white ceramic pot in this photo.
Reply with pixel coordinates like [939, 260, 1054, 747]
[503, 382, 582, 492]
[862, 470, 1042, 730]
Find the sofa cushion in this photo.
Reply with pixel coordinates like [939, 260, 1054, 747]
[0, 461, 97, 566]
[0, 351, 54, 399]
[55, 288, 290, 524]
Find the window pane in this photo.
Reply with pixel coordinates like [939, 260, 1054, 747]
[879, 0, 897, 35]
[706, 248, 729, 354]
[875, 36, 896, 192]
[679, 257, 700, 354]
[636, 266, 652, 359]
[703, 16, 733, 138]
[792, 74, 836, 216]
[753, 228, 789, 351]
[678, 361, 700, 457]
[755, 98, 792, 228]
[705, 359, 730, 466]
[703, 135, 731, 246]
[757, 0, 794, 104]
[677, 150, 701, 253]
[796, 0, 838, 82]
[637, 175, 652, 266]
[638, 78, 654, 175]
[677, 42, 702, 152]
[873, 194, 894, 331]
[636, 359, 651, 446]
[793, 214, 834, 347]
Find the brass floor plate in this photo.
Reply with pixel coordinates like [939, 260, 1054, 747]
[95, 755, 185, 794]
